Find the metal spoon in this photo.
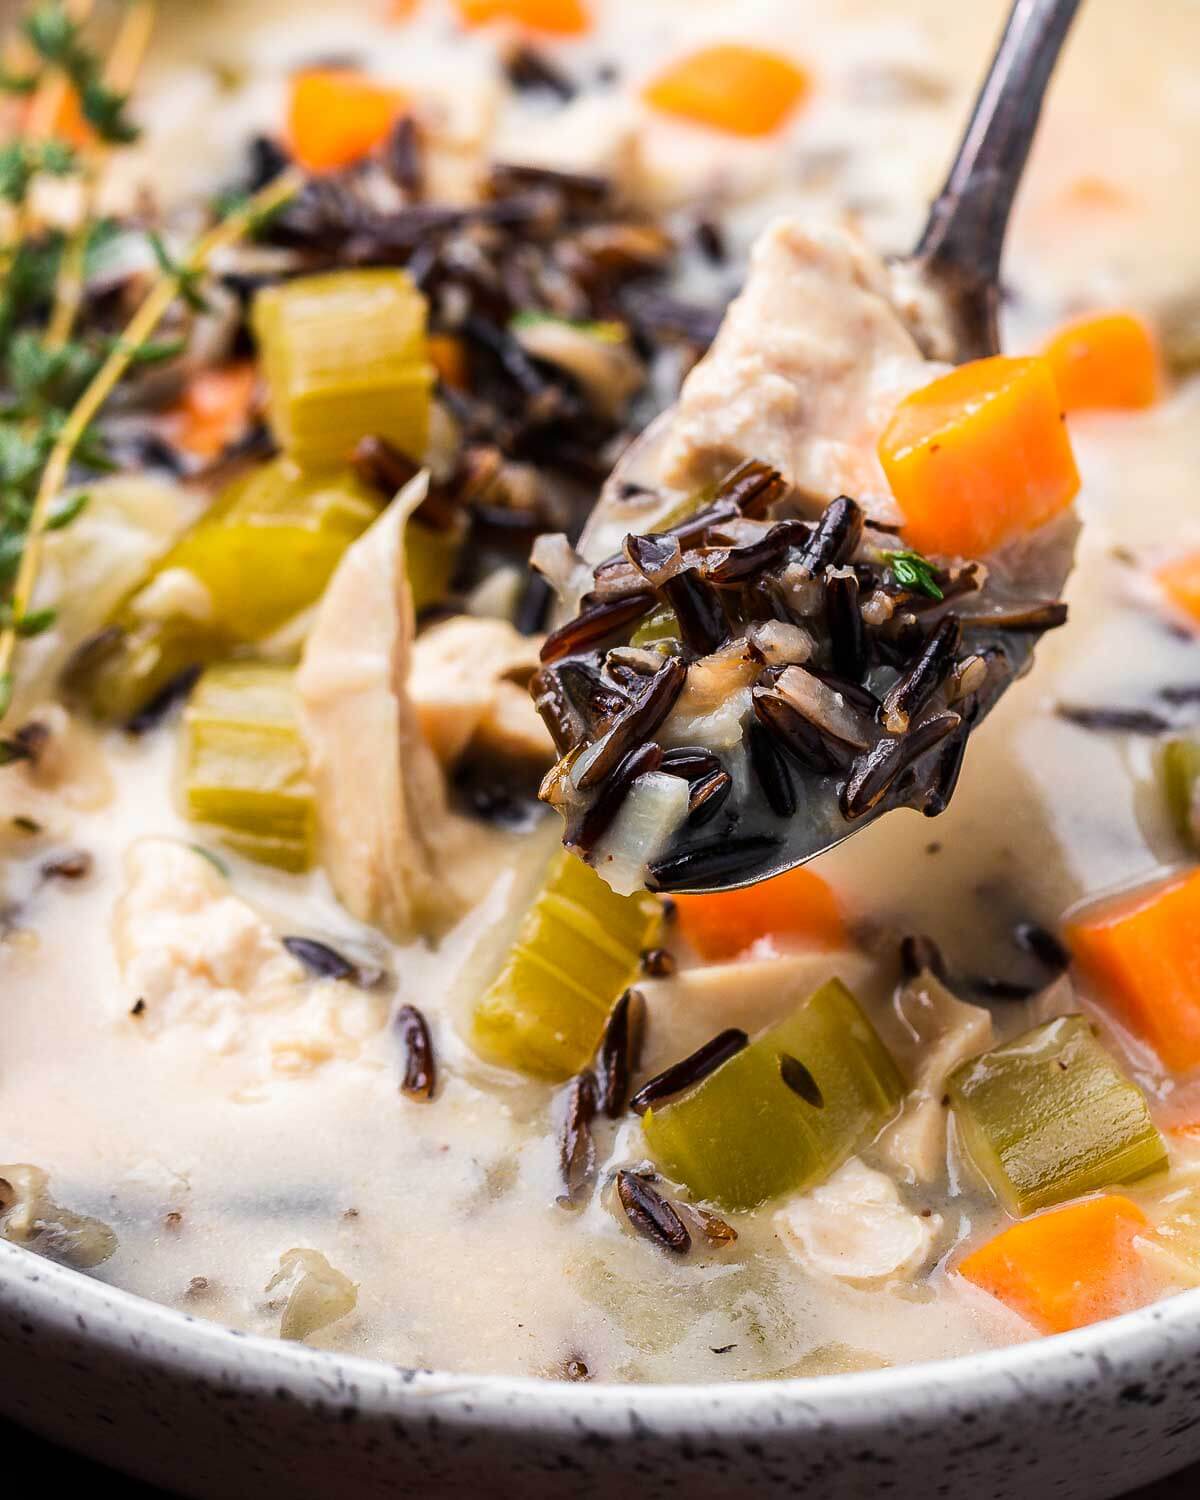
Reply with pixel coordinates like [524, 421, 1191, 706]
[560, 0, 1083, 893]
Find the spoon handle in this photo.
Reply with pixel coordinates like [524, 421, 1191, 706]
[916, 0, 1082, 358]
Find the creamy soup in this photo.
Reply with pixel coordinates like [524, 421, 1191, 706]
[2, 0, 1200, 1385]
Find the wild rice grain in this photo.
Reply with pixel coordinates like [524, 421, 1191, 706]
[598, 987, 645, 1118]
[630, 1028, 749, 1115]
[615, 1169, 691, 1255]
[396, 1004, 436, 1102]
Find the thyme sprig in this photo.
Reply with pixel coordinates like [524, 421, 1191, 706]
[0, 168, 305, 719]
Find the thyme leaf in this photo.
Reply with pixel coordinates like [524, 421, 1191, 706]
[884, 548, 945, 601]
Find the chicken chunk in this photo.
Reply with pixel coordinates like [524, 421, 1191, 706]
[297, 475, 469, 940]
[658, 218, 945, 516]
[881, 973, 993, 1183]
[0, 1163, 117, 1268]
[775, 1157, 941, 1285]
[409, 615, 552, 767]
[113, 839, 384, 1070]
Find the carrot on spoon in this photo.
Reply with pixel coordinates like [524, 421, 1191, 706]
[878, 354, 1080, 558]
[673, 864, 844, 962]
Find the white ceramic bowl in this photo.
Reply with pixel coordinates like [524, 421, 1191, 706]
[3, 1238, 1200, 1498]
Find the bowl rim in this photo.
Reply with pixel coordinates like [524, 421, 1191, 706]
[5, 1236, 1200, 1432]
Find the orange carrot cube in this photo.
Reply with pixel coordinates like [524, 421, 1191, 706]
[1043, 311, 1162, 413]
[878, 355, 1080, 558]
[426, 334, 470, 391]
[286, 69, 408, 174]
[673, 865, 844, 962]
[165, 363, 258, 460]
[1157, 553, 1200, 629]
[643, 44, 809, 138]
[1066, 867, 1200, 1073]
[958, 1195, 1150, 1334]
[454, 0, 590, 35]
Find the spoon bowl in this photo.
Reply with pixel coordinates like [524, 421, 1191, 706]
[556, 0, 1084, 893]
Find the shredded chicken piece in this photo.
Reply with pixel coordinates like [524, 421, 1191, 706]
[657, 218, 946, 516]
[410, 615, 552, 766]
[775, 1157, 941, 1285]
[297, 474, 468, 940]
[0, 1163, 117, 1268]
[658, 640, 759, 751]
[881, 973, 993, 1183]
[113, 839, 384, 1069]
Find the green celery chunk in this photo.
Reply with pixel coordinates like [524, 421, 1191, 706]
[253, 270, 434, 470]
[947, 1015, 1167, 1216]
[405, 513, 461, 616]
[471, 850, 662, 1080]
[643, 979, 904, 1211]
[1162, 737, 1200, 852]
[630, 604, 681, 650]
[181, 663, 314, 873]
[76, 461, 383, 721]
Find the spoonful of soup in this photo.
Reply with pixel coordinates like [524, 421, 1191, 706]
[531, 0, 1084, 895]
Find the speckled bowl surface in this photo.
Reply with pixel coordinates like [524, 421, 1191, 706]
[3, 1239, 1200, 1498]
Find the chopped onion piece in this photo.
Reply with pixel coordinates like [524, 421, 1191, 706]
[591, 771, 690, 895]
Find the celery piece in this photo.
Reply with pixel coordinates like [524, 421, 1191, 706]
[1162, 738, 1200, 852]
[181, 662, 314, 872]
[253, 270, 434, 470]
[630, 604, 681, 650]
[471, 850, 662, 1080]
[406, 515, 461, 616]
[77, 462, 383, 721]
[643, 979, 904, 1211]
[948, 1015, 1167, 1216]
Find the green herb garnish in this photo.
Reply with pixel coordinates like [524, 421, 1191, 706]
[884, 548, 945, 601]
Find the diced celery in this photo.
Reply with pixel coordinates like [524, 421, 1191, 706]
[643, 979, 904, 1211]
[947, 1015, 1167, 1217]
[406, 515, 461, 616]
[253, 270, 434, 470]
[1162, 738, 1200, 852]
[181, 662, 314, 872]
[630, 604, 681, 650]
[471, 850, 662, 1080]
[75, 461, 383, 721]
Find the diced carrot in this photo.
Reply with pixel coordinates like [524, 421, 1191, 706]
[286, 69, 409, 174]
[958, 1195, 1150, 1334]
[28, 83, 92, 147]
[642, 44, 809, 138]
[427, 334, 470, 391]
[454, 0, 590, 36]
[673, 865, 844, 962]
[1066, 867, 1200, 1073]
[878, 355, 1081, 558]
[1157, 552, 1200, 629]
[165, 363, 258, 461]
[1042, 311, 1162, 413]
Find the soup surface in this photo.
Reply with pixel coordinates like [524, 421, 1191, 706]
[3, 0, 1200, 1384]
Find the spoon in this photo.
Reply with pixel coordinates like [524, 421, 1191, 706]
[556, 0, 1083, 893]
